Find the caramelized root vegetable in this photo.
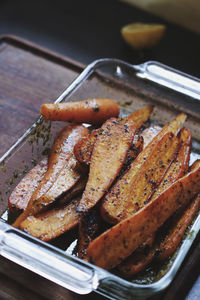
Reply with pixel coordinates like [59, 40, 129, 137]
[74, 129, 100, 166]
[58, 176, 88, 206]
[101, 114, 186, 224]
[117, 127, 192, 275]
[151, 127, 192, 201]
[78, 208, 102, 259]
[8, 158, 48, 212]
[141, 125, 161, 148]
[127, 106, 153, 126]
[86, 160, 200, 269]
[157, 193, 200, 260]
[101, 132, 179, 224]
[74, 106, 153, 166]
[41, 99, 120, 125]
[20, 197, 81, 242]
[13, 124, 88, 228]
[36, 155, 81, 208]
[77, 117, 136, 213]
[117, 245, 155, 276]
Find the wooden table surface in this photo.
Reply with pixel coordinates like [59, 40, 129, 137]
[0, 1, 200, 299]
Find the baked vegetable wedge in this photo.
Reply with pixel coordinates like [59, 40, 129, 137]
[101, 114, 186, 224]
[20, 197, 81, 242]
[86, 160, 200, 269]
[13, 124, 88, 228]
[157, 193, 200, 260]
[74, 106, 153, 166]
[116, 127, 192, 274]
[8, 158, 48, 212]
[77, 117, 136, 212]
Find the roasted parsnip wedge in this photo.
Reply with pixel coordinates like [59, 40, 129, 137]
[74, 106, 153, 166]
[74, 129, 100, 166]
[151, 127, 192, 201]
[78, 208, 102, 259]
[20, 197, 81, 242]
[127, 106, 153, 125]
[58, 176, 88, 206]
[36, 155, 81, 208]
[77, 117, 136, 212]
[117, 234, 155, 276]
[86, 160, 200, 269]
[117, 128, 192, 275]
[101, 114, 186, 224]
[13, 124, 88, 228]
[157, 193, 200, 260]
[117, 243, 155, 276]
[8, 158, 48, 212]
[140, 125, 161, 148]
[101, 132, 179, 223]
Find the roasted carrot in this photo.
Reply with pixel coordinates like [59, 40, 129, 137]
[86, 160, 200, 269]
[20, 197, 81, 242]
[157, 193, 200, 260]
[101, 114, 186, 224]
[76, 117, 136, 213]
[41, 99, 120, 125]
[8, 158, 48, 212]
[13, 124, 88, 228]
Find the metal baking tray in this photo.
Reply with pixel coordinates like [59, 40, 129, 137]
[0, 58, 200, 300]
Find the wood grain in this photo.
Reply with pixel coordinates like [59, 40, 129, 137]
[0, 36, 83, 156]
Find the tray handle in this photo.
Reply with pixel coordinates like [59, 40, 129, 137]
[135, 61, 200, 101]
[0, 221, 99, 295]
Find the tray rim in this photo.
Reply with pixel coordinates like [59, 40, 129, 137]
[0, 34, 85, 72]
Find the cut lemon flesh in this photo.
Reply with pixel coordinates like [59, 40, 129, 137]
[121, 23, 166, 50]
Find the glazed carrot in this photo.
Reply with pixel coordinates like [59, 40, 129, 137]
[13, 124, 88, 228]
[8, 158, 48, 212]
[86, 160, 200, 269]
[41, 99, 120, 125]
[20, 197, 81, 242]
[101, 114, 186, 224]
[157, 193, 200, 260]
[77, 117, 136, 213]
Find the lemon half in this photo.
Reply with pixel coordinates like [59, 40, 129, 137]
[121, 23, 166, 50]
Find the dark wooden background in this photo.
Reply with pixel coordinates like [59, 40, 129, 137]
[0, 1, 200, 300]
